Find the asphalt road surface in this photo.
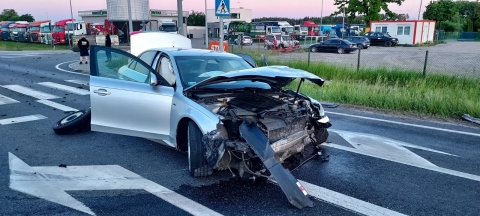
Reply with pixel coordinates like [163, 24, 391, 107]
[1, 50, 479, 216]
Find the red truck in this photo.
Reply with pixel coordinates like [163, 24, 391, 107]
[52, 18, 75, 45]
[27, 20, 50, 43]
[303, 21, 320, 36]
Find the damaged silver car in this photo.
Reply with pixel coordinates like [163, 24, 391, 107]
[86, 32, 331, 208]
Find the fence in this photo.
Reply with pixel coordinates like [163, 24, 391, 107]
[228, 45, 480, 78]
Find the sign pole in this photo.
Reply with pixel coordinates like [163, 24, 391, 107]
[215, 0, 230, 52]
[219, 17, 224, 52]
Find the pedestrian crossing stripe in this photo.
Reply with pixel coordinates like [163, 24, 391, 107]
[216, 0, 230, 16]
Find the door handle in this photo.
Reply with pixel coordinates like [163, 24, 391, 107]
[93, 89, 111, 96]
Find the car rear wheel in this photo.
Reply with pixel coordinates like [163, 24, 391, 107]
[337, 48, 344, 54]
[385, 41, 392, 47]
[53, 108, 91, 135]
[310, 46, 317, 52]
[357, 44, 364, 49]
[188, 121, 211, 177]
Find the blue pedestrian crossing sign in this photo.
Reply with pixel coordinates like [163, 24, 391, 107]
[215, 0, 230, 17]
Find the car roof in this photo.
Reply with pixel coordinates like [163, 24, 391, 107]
[141, 48, 243, 58]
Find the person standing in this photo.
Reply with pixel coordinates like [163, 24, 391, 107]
[105, 34, 112, 62]
[77, 34, 90, 64]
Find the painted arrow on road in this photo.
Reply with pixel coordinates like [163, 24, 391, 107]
[8, 153, 222, 216]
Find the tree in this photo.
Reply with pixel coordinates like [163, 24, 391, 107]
[187, 11, 205, 26]
[331, 0, 406, 25]
[423, 0, 458, 30]
[0, 9, 19, 21]
[18, 14, 34, 22]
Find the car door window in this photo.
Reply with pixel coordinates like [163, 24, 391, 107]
[94, 48, 149, 83]
[139, 51, 158, 65]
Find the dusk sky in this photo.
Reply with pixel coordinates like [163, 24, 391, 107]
[2, 0, 424, 22]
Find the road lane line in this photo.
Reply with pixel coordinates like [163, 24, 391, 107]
[36, 100, 78, 112]
[324, 143, 480, 182]
[0, 94, 19, 105]
[55, 60, 88, 76]
[299, 180, 407, 216]
[326, 111, 480, 137]
[65, 79, 89, 86]
[37, 82, 89, 95]
[0, 114, 47, 125]
[0, 85, 59, 100]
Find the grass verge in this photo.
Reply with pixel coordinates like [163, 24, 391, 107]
[233, 49, 480, 120]
[0, 40, 70, 51]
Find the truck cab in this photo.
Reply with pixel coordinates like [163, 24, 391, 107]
[12, 22, 29, 42]
[159, 19, 177, 33]
[40, 22, 52, 44]
[27, 20, 49, 43]
[293, 25, 308, 40]
[52, 19, 75, 45]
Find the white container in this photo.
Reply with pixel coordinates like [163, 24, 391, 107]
[129, 31, 192, 56]
[107, 0, 150, 21]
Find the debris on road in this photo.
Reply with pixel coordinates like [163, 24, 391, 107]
[462, 114, 480, 125]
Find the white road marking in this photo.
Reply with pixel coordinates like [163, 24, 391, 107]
[325, 130, 480, 183]
[36, 100, 78, 112]
[299, 180, 407, 216]
[0, 115, 47, 125]
[326, 111, 480, 137]
[37, 82, 89, 95]
[0, 94, 19, 105]
[65, 79, 89, 86]
[9, 153, 223, 216]
[55, 60, 88, 76]
[0, 85, 59, 100]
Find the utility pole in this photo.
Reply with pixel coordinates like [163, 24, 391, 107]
[127, 0, 133, 42]
[69, 0, 74, 49]
[205, 0, 209, 48]
[320, 0, 323, 35]
[418, 0, 423, 20]
[342, 6, 345, 39]
[177, 0, 184, 36]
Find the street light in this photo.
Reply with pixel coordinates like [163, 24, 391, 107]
[320, 0, 323, 35]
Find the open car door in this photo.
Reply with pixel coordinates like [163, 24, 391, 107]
[89, 45, 174, 142]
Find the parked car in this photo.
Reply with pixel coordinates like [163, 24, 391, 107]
[309, 38, 358, 54]
[345, 36, 370, 49]
[234, 35, 253, 45]
[54, 32, 331, 209]
[364, 32, 398, 47]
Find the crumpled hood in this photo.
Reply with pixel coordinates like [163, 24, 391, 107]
[184, 66, 324, 92]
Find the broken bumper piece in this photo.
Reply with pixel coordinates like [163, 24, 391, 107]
[239, 120, 315, 209]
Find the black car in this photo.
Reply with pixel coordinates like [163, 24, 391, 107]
[346, 36, 370, 49]
[364, 32, 398, 47]
[309, 39, 358, 54]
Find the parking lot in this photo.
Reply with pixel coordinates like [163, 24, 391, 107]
[226, 40, 480, 77]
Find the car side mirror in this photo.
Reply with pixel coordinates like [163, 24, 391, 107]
[149, 72, 158, 86]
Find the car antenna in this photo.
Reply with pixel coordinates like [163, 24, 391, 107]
[292, 78, 304, 104]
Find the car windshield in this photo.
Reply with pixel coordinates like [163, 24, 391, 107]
[40, 26, 51, 33]
[29, 26, 40, 31]
[385, 33, 391, 37]
[243, 36, 251, 39]
[175, 56, 254, 88]
[1, 27, 8, 31]
[53, 26, 64, 32]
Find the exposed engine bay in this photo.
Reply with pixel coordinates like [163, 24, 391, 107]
[191, 89, 331, 179]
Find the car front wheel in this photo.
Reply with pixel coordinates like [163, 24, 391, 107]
[53, 108, 91, 135]
[188, 121, 211, 177]
[358, 44, 364, 49]
[310, 46, 317, 52]
[337, 47, 345, 54]
[385, 41, 392, 47]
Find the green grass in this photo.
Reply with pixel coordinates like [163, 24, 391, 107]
[0, 40, 70, 51]
[233, 49, 480, 120]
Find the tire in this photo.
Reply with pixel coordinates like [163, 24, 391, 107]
[337, 48, 344, 54]
[310, 46, 317, 52]
[357, 44, 364, 49]
[53, 108, 91, 135]
[385, 41, 392, 47]
[188, 121, 211, 177]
